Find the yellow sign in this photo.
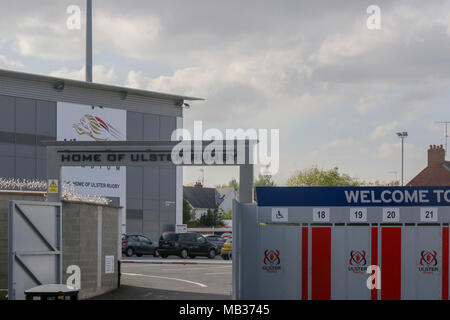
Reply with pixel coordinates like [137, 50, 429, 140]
[48, 180, 59, 193]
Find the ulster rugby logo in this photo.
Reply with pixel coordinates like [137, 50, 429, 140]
[262, 249, 281, 273]
[348, 250, 368, 273]
[418, 250, 439, 274]
[73, 114, 123, 141]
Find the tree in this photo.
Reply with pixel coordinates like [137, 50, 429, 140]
[360, 180, 400, 186]
[199, 208, 225, 227]
[218, 209, 232, 220]
[183, 195, 193, 224]
[286, 166, 361, 187]
[254, 173, 276, 187]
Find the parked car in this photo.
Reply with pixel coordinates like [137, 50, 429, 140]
[205, 235, 226, 252]
[122, 234, 159, 257]
[221, 232, 232, 239]
[158, 232, 218, 259]
[221, 238, 232, 260]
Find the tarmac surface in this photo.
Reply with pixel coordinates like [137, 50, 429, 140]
[93, 256, 232, 300]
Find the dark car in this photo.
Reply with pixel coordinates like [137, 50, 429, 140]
[122, 234, 159, 257]
[205, 235, 225, 252]
[158, 232, 218, 259]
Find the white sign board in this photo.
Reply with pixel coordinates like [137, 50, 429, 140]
[420, 207, 438, 222]
[382, 208, 400, 222]
[271, 208, 288, 222]
[349, 208, 367, 222]
[105, 255, 114, 274]
[313, 208, 330, 222]
[57, 102, 127, 232]
[176, 224, 187, 233]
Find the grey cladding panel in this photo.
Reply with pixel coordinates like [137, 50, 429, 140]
[0, 141, 14, 157]
[126, 167, 143, 198]
[126, 217, 143, 234]
[143, 199, 159, 212]
[0, 156, 14, 178]
[127, 112, 143, 140]
[160, 167, 175, 201]
[0, 95, 15, 132]
[36, 159, 47, 180]
[143, 167, 159, 200]
[15, 97, 36, 134]
[127, 198, 142, 210]
[159, 200, 176, 222]
[127, 210, 143, 220]
[36, 100, 56, 136]
[15, 157, 36, 179]
[144, 114, 159, 140]
[159, 116, 176, 140]
[15, 143, 36, 158]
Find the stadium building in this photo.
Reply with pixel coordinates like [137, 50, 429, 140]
[0, 68, 202, 240]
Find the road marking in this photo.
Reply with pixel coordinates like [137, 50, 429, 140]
[122, 272, 208, 288]
[204, 272, 233, 275]
[148, 265, 232, 272]
[122, 259, 231, 266]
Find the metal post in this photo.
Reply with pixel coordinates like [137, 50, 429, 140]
[239, 164, 254, 203]
[401, 137, 404, 186]
[86, 0, 93, 82]
[46, 147, 62, 202]
[397, 131, 407, 186]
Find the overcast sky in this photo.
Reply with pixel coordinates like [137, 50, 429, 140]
[1, 0, 449, 186]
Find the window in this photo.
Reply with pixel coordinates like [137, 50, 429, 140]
[163, 233, 179, 241]
[197, 236, 206, 243]
[139, 236, 151, 243]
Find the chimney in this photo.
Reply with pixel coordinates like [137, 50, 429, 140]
[194, 181, 203, 188]
[428, 144, 445, 167]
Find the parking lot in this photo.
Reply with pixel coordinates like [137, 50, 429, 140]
[94, 256, 232, 300]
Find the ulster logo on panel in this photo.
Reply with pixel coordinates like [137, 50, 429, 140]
[418, 250, 439, 274]
[262, 249, 281, 273]
[348, 250, 368, 273]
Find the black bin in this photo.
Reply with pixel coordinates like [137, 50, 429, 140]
[25, 284, 79, 300]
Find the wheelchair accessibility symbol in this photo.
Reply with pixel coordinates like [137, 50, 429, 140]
[271, 208, 288, 222]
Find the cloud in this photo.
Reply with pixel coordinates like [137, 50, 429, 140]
[376, 141, 419, 159]
[0, 54, 24, 69]
[370, 121, 399, 140]
[50, 65, 118, 83]
[1, 0, 450, 186]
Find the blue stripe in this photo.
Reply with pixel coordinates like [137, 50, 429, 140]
[255, 186, 450, 207]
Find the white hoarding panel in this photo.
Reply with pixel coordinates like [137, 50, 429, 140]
[57, 102, 126, 232]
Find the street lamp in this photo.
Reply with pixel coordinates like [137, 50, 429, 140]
[396, 132, 408, 186]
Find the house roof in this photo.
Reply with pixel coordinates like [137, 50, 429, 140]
[407, 161, 450, 186]
[183, 186, 221, 209]
[216, 187, 235, 198]
[444, 161, 450, 171]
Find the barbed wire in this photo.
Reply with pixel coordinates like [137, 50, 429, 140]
[0, 178, 111, 205]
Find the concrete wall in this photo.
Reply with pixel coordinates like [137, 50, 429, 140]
[62, 201, 120, 299]
[0, 191, 120, 300]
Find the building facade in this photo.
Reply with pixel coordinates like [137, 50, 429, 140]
[0, 69, 200, 241]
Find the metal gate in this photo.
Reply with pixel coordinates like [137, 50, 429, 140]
[234, 186, 450, 300]
[8, 201, 62, 300]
